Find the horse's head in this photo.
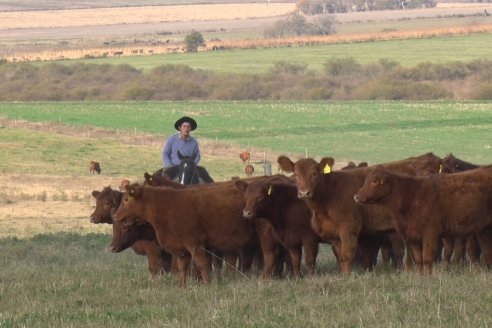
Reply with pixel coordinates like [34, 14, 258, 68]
[177, 151, 200, 185]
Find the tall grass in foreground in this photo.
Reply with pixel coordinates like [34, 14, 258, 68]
[0, 233, 491, 327]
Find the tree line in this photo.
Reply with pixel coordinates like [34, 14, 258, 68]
[1, 58, 492, 101]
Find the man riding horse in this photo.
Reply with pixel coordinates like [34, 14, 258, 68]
[161, 116, 213, 184]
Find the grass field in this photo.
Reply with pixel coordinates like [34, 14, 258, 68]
[1, 231, 492, 327]
[1, 101, 491, 166]
[1, 100, 492, 327]
[55, 33, 492, 74]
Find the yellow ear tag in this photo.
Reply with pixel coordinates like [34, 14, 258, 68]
[323, 164, 331, 174]
[267, 185, 272, 196]
[439, 164, 443, 174]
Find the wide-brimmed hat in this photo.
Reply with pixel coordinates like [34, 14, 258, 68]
[174, 116, 197, 131]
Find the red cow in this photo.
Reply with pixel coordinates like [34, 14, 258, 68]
[119, 179, 131, 192]
[89, 161, 101, 174]
[277, 156, 397, 273]
[90, 186, 173, 276]
[354, 165, 492, 274]
[113, 182, 289, 287]
[144, 171, 290, 274]
[277, 153, 442, 274]
[239, 151, 251, 163]
[437, 153, 483, 265]
[341, 161, 369, 170]
[110, 218, 174, 276]
[235, 178, 321, 277]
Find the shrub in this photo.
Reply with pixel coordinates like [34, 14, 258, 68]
[184, 30, 205, 52]
[123, 86, 154, 100]
[471, 82, 492, 100]
[324, 57, 361, 76]
[353, 79, 451, 100]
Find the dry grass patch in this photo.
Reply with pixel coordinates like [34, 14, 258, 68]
[6, 22, 492, 62]
[0, 4, 295, 30]
[0, 174, 122, 238]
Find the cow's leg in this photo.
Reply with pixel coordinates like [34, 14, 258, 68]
[176, 253, 191, 287]
[258, 237, 283, 279]
[223, 251, 239, 272]
[161, 252, 174, 273]
[288, 246, 302, 278]
[239, 245, 257, 272]
[380, 236, 392, 265]
[476, 226, 492, 269]
[405, 243, 414, 270]
[442, 237, 454, 265]
[387, 232, 404, 269]
[422, 232, 440, 275]
[409, 242, 423, 273]
[303, 240, 319, 277]
[466, 235, 481, 264]
[190, 247, 212, 284]
[338, 230, 359, 274]
[451, 237, 466, 265]
[211, 249, 224, 271]
[358, 234, 380, 271]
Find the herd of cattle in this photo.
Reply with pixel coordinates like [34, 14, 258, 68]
[89, 152, 492, 287]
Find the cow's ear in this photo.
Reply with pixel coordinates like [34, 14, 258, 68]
[277, 156, 294, 173]
[319, 157, 334, 174]
[92, 190, 100, 198]
[143, 172, 152, 184]
[234, 180, 248, 192]
[128, 185, 143, 198]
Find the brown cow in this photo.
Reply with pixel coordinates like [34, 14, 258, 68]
[442, 153, 481, 173]
[276, 153, 443, 273]
[354, 165, 492, 274]
[110, 218, 174, 276]
[235, 178, 321, 277]
[144, 170, 295, 276]
[239, 151, 251, 163]
[119, 179, 131, 192]
[89, 161, 101, 174]
[143, 172, 242, 271]
[90, 186, 174, 276]
[113, 182, 287, 286]
[439, 153, 483, 265]
[277, 156, 398, 273]
[341, 161, 368, 170]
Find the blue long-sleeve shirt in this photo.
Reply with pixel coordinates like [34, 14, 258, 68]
[162, 133, 201, 167]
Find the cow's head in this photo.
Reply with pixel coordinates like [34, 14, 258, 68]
[353, 165, 390, 205]
[112, 184, 145, 226]
[235, 179, 272, 219]
[144, 172, 184, 188]
[277, 155, 334, 199]
[109, 218, 155, 253]
[90, 187, 122, 224]
[119, 179, 130, 192]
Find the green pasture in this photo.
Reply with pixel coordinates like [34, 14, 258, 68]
[1, 100, 492, 327]
[1, 101, 491, 178]
[1, 233, 491, 328]
[64, 34, 492, 74]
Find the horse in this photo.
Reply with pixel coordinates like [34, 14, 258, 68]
[156, 151, 214, 185]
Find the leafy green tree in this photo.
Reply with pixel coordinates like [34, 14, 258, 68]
[184, 30, 205, 52]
